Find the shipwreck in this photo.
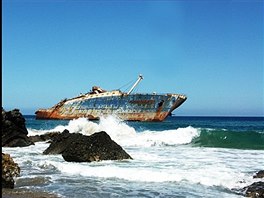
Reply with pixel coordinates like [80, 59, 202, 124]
[35, 75, 187, 121]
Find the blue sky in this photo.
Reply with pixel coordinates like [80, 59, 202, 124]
[3, 0, 263, 116]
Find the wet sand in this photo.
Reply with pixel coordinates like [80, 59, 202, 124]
[2, 188, 60, 198]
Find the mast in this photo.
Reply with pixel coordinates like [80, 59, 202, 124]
[127, 74, 143, 95]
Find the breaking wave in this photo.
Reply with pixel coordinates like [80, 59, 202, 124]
[28, 116, 264, 150]
[28, 116, 199, 147]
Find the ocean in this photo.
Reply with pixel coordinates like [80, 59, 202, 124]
[3, 116, 264, 198]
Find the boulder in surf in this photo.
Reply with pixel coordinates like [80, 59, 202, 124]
[43, 130, 132, 162]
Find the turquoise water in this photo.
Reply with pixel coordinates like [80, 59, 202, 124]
[3, 116, 264, 197]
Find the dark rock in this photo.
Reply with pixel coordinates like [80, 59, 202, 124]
[62, 131, 133, 162]
[43, 130, 132, 162]
[243, 182, 264, 198]
[253, 170, 264, 179]
[43, 129, 77, 154]
[233, 171, 264, 197]
[2, 108, 34, 147]
[2, 153, 20, 189]
[29, 132, 60, 143]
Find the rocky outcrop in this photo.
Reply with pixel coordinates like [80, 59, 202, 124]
[253, 170, 264, 179]
[43, 130, 132, 162]
[2, 108, 34, 147]
[2, 153, 20, 189]
[238, 171, 264, 198]
[243, 181, 264, 198]
[62, 131, 133, 162]
[43, 130, 78, 155]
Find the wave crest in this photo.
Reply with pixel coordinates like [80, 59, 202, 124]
[192, 129, 264, 150]
[28, 116, 200, 147]
[121, 126, 200, 147]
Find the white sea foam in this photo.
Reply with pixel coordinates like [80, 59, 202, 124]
[34, 155, 252, 189]
[120, 126, 200, 147]
[3, 139, 264, 194]
[28, 116, 199, 147]
[28, 128, 54, 136]
[23, 117, 263, 190]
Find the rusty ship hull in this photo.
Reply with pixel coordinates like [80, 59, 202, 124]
[35, 91, 187, 122]
[36, 75, 187, 121]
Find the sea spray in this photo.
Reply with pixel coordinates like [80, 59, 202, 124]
[28, 116, 200, 147]
[28, 116, 264, 150]
[119, 126, 200, 147]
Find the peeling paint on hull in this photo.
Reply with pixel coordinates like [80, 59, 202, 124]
[35, 91, 187, 122]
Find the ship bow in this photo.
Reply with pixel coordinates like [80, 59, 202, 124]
[169, 95, 187, 114]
